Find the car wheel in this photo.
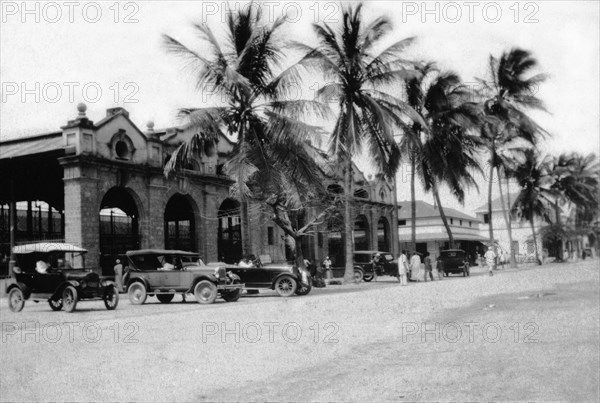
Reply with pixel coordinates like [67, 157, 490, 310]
[275, 276, 297, 297]
[103, 286, 119, 310]
[8, 288, 25, 312]
[62, 286, 78, 313]
[48, 298, 63, 311]
[157, 294, 174, 303]
[128, 282, 147, 305]
[222, 281, 242, 302]
[353, 269, 364, 282]
[363, 274, 374, 282]
[295, 277, 312, 296]
[194, 280, 218, 304]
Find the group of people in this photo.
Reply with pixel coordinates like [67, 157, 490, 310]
[397, 250, 437, 286]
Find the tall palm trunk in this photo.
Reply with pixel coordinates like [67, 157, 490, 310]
[431, 179, 454, 248]
[487, 162, 495, 245]
[391, 173, 400, 257]
[529, 216, 541, 265]
[410, 150, 417, 251]
[497, 167, 516, 268]
[505, 177, 517, 267]
[343, 156, 355, 283]
[553, 201, 564, 262]
[240, 200, 251, 256]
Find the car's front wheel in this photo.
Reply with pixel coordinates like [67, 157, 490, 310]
[8, 288, 25, 312]
[103, 285, 119, 310]
[363, 273, 374, 282]
[48, 298, 63, 311]
[62, 286, 78, 313]
[156, 294, 174, 303]
[295, 277, 312, 296]
[128, 282, 148, 305]
[275, 276, 297, 297]
[194, 280, 218, 304]
[222, 281, 242, 302]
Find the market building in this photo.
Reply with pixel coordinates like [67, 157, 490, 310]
[0, 104, 398, 275]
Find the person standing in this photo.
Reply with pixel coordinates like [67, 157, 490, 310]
[436, 255, 444, 280]
[323, 256, 332, 280]
[424, 252, 434, 281]
[398, 251, 408, 285]
[410, 252, 422, 282]
[113, 259, 123, 292]
[484, 246, 496, 276]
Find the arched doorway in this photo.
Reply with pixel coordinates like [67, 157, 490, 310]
[378, 217, 390, 251]
[218, 198, 242, 264]
[99, 188, 140, 275]
[354, 215, 370, 251]
[164, 194, 196, 252]
[327, 215, 344, 267]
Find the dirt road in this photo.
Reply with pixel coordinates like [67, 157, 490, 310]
[1, 260, 598, 402]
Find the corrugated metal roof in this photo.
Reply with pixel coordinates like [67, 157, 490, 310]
[398, 232, 490, 242]
[398, 200, 479, 222]
[0, 132, 64, 159]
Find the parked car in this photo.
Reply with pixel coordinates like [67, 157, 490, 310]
[123, 249, 243, 305]
[438, 249, 470, 277]
[217, 260, 312, 297]
[6, 243, 119, 313]
[353, 251, 398, 282]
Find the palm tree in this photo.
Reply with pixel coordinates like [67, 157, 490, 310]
[399, 64, 481, 248]
[478, 48, 548, 265]
[512, 150, 553, 265]
[162, 6, 329, 261]
[295, 3, 416, 282]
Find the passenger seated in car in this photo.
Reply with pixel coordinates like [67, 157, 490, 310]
[238, 256, 253, 267]
[36, 260, 49, 274]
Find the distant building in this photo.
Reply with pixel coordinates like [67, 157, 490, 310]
[397, 200, 486, 261]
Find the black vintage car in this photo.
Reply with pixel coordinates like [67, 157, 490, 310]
[6, 243, 119, 313]
[217, 259, 312, 297]
[124, 250, 243, 304]
[438, 249, 470, 277]
[353, 251, 398, 282]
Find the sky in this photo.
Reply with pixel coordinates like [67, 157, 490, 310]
[1, 0, 599, 215]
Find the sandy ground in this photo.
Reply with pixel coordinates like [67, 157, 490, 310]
[0, 260, 598, 402]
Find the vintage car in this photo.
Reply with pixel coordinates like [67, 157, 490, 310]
[217, 258, 312, 297]
[6, 243, 119, 313]
[353, 250, 398, 282]
[123, 249, 243, 305]
[438, 249, 471, 276]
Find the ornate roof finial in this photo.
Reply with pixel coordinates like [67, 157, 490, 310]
[77, 103, 87, 117]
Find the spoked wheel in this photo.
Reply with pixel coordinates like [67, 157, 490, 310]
[62, 286, 78, 313]
[353, 269, 364, 282]
[222, 280, 242, 302]
[295, 277, 312, 296]
[275, 276, 297, 297]
[194, 280, 218, 304]
[48, 298, 63, 311]
[157, 294, 174, 303]
[103, 286, 119, 310]
[8, 288, 25, 313]
[128, 282, 147, 305]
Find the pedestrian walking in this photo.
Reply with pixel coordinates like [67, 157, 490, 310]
[484, 246, 496, 276]
[424, 252, 434, 281]
[436, 255, 444, 280]
[410, 251, 422, 282]
[398, 250, 409, 285]
[113, 259, 123, 292]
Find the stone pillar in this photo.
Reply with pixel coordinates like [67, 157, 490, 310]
[203, 189, 220, 262]
[63, 175, 100, 271]
[143, 180, 165, 249]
